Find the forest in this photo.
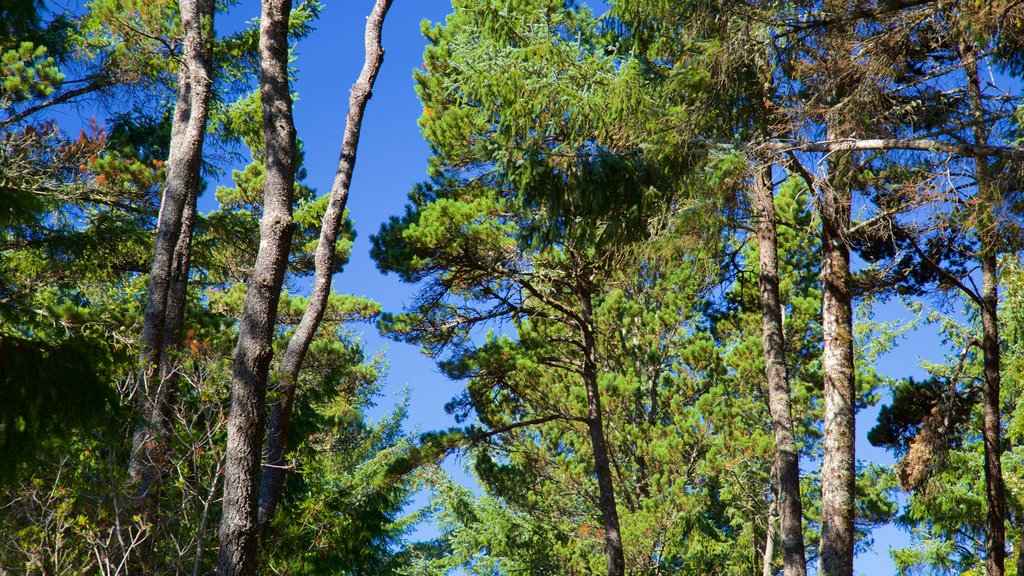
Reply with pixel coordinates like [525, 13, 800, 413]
[2, 0, 1024, 574]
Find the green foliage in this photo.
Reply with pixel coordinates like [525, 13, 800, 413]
[415, 0, 714, 251]
[374, 2, 780, 573]
[202, 143, 355, 285]
[0, 42, 63, 104]
[4, 0, 1024, 574]
[0, 2, 425, 574]
[264, 355, 427, 576]
[0, 0, 44, 46]
[0, 335, 120, 483]
[871, 256, 1024, 575]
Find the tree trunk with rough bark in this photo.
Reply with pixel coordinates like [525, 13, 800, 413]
[257, 0, 394, 535]
[217, 0, 297, 572]
[130, 0, 215, 493]
[964, 39, 1006, 576]
[818, 160, 855, 576]
[579, 282, 626, 576]
[753, 166, 807, 576]
[817, 7, 857, 571]
[980, 250, 1005, 576]
[763, 466, 778, 576]
[161, 173, 201, 381]
[815, 126, 856, 573]
[153, 188, 200, 418]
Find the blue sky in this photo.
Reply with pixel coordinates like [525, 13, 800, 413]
[267, 0, 460, 432]
[246, 0, 946, 573]
[44, 0, 964, 571]
[206, 0, 462, 431]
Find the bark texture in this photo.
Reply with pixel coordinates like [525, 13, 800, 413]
[766, 138, 1024, 160]
[217, 0, 297, 572]
[130, 0, 215, 491]
[817, 6, 856, 571]
[964, 40, 1006, 576]
[579, 283, 626, 576]
[257, 0, 394, 534]
[818, 163, 855, 576]
[753, 166, 807, 576]
[980, 250, 1006, 576]
[763, 466, 778, 576]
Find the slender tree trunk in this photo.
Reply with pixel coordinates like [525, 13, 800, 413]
[579, 283, 626, 576]
[161, 180, 200, 380]
[964, 39, 1006, 576]
[150, 188, 200, 430]
[257, 0, 394, 535]
[130, 0, 215, 491]
[980, 249, 1005, 576]
[818, 163, 855, 576]
[753, 166, 807, 576]
[217, 0, 297, 572]
[763, 464, 778, 576]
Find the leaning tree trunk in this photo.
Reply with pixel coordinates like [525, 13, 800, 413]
[130, 0, 215, 493]
[579, 282, 626, 576]
[257, 0, 394, 535]
[964, 39, 1007, 576]
[753, 166, 808, 576]
[217, 0, 297, 572]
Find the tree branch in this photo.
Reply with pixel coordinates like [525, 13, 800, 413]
[907, 235, 983, 306]
[768, 138, 1024, 160]
[1, 79, 113, 129]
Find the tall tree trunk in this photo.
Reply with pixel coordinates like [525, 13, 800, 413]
[753, 166, 807, 576]
[257, 0, 394, 535]
[153, 188, 200, 423]
[763, 463, 778, 576]
[818, 162, 855, 576]
[964, 39, 1006, 576]
[130, 0, 215, 492]
[817, 5, 857, 570]
[980, 249, 1005, 576]
[161, 175, 202, 381]
[217, 0, 297, 572]
[145, 156, 202, 474]
[579, 282, 626, 576]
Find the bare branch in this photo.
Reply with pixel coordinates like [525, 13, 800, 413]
[768, 138, 1024, 160]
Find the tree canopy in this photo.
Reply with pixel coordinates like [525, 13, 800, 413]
[3, 0, 1024, 575]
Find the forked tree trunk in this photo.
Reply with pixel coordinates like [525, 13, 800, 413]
[153, 187, 200, 420]
[257, 0, 394, 535]
[161, 169, 202, 380]
[579, 282, 626, 576]
[217, 0, 297, 572]
[753, 166, 807, 576]
[130, 0, 215, 493]
[146, 155, 202, 468]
